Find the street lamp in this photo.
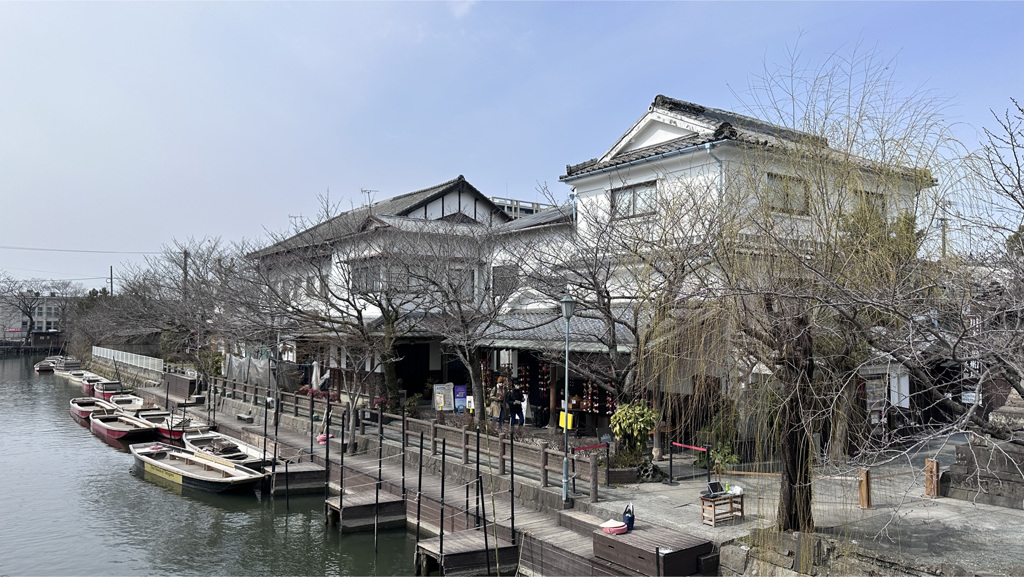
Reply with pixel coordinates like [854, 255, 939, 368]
[560, 293, 575, 504]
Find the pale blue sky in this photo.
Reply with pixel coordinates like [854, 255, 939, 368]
[1, 1, 1021, 286]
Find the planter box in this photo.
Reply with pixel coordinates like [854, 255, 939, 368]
[605, 467, 640, 484]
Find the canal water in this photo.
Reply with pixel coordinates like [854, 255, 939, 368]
[0, 356, 416, 576]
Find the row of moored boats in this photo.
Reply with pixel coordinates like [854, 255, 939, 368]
[55, 362, 275, 495]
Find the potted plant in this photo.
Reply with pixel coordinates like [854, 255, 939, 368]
[709, 442, 740, 481]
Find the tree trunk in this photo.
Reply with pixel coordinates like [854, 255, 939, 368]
[382, 349, 399, 406]
[777, 389, 814, 532]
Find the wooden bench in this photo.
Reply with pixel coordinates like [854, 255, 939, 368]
[700, 493, 744, 527]
[593, 526, 712, 576]
[236, 413, 254, 423]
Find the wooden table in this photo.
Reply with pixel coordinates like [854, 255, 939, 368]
[700, 493, 744, 527]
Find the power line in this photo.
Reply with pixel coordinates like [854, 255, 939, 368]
[0, 245, 159, 255]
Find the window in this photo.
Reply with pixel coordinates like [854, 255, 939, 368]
[492, 264, 518, 297]
[350, 262, 381, 294]
[854, 189, 885, 217]
[611, 181, 656, 219]
[766, 173, 810, 215]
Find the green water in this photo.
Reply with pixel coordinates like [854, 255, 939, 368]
[0, 355, 416, 576]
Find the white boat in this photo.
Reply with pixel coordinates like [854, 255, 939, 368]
[130, 442, 265, 494]
[182, 430, 276, 470]
[109, 394, 148, 413]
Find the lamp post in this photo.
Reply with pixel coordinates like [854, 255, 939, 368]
[560, 293, 575, 504]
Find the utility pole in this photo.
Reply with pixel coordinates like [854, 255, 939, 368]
[109, 266, 114, 296]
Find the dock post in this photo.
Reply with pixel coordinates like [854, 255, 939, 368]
[416, 430, 424, 544]
[539, 441, 549, 487]
[309, 397, 315, 460]
[340, 413, 345, 519]
[589, 453, 599, 503]
[285, 460, 290, 510]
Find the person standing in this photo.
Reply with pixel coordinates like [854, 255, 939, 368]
[507, 385, 524, 428]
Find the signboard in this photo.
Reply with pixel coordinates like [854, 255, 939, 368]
[465, 395, 475, 410]
[454, 385, 467, 412]
[433, 383, 455, 412]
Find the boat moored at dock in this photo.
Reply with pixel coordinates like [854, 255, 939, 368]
[90, 411, 158, 446]
[69, 397, 117, 425]
[129, 442, 266, 494]
[93, 380, 126, 401]
[182, 430, 276, 470]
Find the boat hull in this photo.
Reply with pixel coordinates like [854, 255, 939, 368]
[90, 413, 157, 447]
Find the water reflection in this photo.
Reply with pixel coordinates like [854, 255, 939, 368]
[0, 355, 415, 576]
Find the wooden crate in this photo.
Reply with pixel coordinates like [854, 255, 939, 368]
[592, 526, 712, 576]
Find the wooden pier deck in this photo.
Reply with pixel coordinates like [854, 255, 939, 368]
[325, 490, 406, 533]
[415, 529, 518, 576]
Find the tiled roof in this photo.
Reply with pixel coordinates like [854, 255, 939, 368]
[562, 95, 821, 180]
[477, 310, 635, 352]
[495, 204, 573, 232]
[253, 176, 508, 258]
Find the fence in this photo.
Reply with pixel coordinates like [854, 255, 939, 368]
[214, 376, 608, 502]
[92, 346, 164, 373]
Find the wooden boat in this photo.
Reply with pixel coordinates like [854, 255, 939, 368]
[33, 359, 56, 372]
[109, 394, 147, 413]
[134, 409, 209, 441]
[129, 442, 266, 494]
[182, 430, 275, 470]
[81, 376, 103, 396]
[93, 380, 126, 401]
[90, 411, 158, 445]
[69, 397, 117, 426]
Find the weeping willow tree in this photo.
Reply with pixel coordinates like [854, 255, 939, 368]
[614, 43, 974, 545]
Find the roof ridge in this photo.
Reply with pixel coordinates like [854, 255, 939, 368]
[373, 174, 465, 206]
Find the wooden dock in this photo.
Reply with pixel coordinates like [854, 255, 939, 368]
[325, 490, 406, 533]
[415, 529, 518, 576]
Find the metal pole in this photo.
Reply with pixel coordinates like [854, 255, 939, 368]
[440, 438, 446, 568]
[309, 396, 315, 461]
[284, 460, 290, 510]
[510, 434, 515, 544]
[562, 315, 570, 504]
[402, 411, 407, 499]
[475, 427, 480, 527]
[375, 408, 382, 555]
[324, 398, 332, 528]
[705, 444, 712, 484]
[263, 391, 269, 469]
[479, 475, 491, 577]
[416, 431, 424, 544]
[340, 412, 345, 519]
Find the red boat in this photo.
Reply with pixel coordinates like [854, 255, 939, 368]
[90, 412, 158, 447]
[68, 397, 117, 426]
[134, 409, 209, 441]
[93, 380, 126, 401]
[81, 376, 103, 396]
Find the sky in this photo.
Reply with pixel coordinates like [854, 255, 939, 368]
[1, 1, 1022, 289]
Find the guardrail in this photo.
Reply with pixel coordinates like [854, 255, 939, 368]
[92, 346, 164, 373]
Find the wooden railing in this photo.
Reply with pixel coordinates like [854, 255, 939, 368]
[212, 376, 606, 501]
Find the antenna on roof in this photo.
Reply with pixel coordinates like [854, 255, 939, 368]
[361, 188, 378, 209]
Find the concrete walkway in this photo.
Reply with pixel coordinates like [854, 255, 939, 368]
[142, 383, 1024, 575]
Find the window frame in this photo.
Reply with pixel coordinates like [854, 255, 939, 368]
[610, 180, 657, 220]
[766, 172, 810, 216]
